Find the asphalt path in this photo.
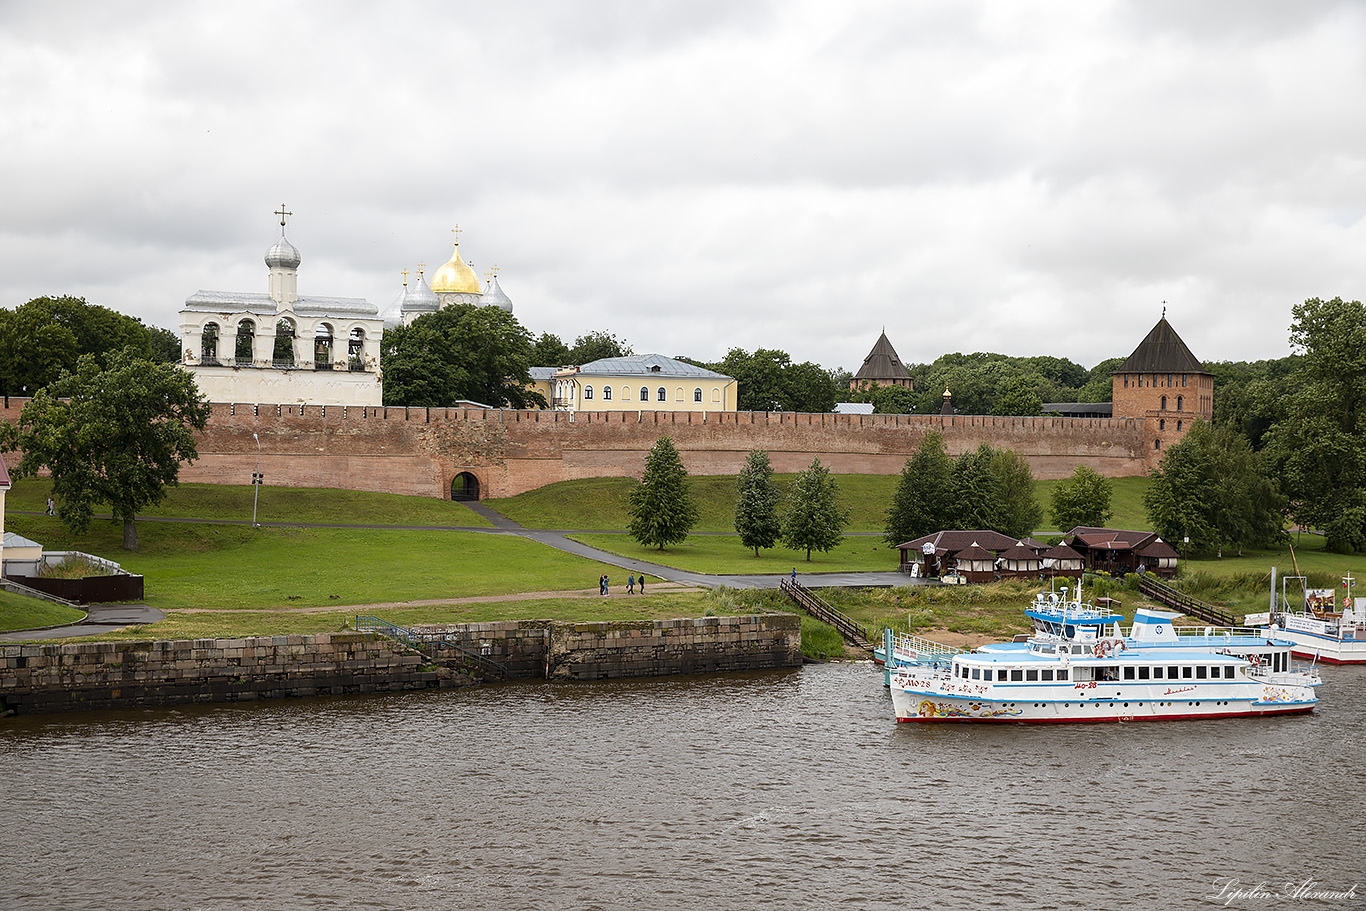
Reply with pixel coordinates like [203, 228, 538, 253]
[461, 502, 927, 591]
[0, 602, 166, 641]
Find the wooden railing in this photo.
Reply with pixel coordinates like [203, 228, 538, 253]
[1137, 575, 1237, 626]
[779, 580, 873, 652]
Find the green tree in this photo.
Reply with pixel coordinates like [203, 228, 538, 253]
[628, 437, 698, 549]
[1144, 421, 1286, 557]
[989, 448, 1043, 538]
[1049, 465, 1113, 531]
[531, 332, 572, 366]
[0, 348, 211, 550]
[1263, 297, 1366, 552]
[949, 444, 1001, 530]
[569, 331, 633, 363]
[0, 296, 161, 397]
[712, 348, 839, 413]
[990, 376, 1044, 416]
[884, 432, 955, 544]
[734, 449, 782, 556]
[781, 458, 849, 560]
[381, 304, 545, 408]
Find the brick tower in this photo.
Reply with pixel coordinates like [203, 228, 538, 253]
[1111, 316, 1213, 466]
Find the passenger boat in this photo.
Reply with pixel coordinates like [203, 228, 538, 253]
[1244, 575, 1366, 665]
[888, 585, 1321, 723]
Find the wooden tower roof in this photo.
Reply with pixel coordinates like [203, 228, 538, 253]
[1112, 318, 1208, 375]
[853, 331, 911, 383]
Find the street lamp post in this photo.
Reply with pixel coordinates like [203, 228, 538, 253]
[252, 433, 262, 528]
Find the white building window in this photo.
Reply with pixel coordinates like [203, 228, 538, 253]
[657, 387, 666, 402]
[693, 388, 702, 402]
[584, 385, 594, 400]
[641, 386, 650, 402]
[602, 386, 612, 401]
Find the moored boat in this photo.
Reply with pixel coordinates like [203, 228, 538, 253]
[1245, 575, 1366, 665]
[889, 584, 1321, 723]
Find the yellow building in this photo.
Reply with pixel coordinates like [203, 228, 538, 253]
[550, 355, 737, 413]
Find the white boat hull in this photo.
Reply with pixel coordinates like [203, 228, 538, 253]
[890, 678, 1317, 724]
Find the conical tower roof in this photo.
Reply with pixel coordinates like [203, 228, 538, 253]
[1113, 318, 1207, 375]
[853, 330, 911, 382]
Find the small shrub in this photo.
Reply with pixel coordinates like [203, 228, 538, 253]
[36, 554, 107, 580]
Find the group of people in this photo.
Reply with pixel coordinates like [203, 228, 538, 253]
[598, 573, 647, 595]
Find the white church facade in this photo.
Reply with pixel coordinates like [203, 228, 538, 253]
[180, 213, 518, 407]
[180, 208, 385, 406]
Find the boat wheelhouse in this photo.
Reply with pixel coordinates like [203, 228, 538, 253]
[888, 585, 1321, 723]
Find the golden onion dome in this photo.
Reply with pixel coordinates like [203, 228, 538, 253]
[429, 243, 481, 294]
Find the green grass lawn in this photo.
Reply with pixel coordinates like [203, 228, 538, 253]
[492, 473, 1157, 537]
[5, 478, 492, 528]
[567, 533, 895, 574]
[71, 591, 730, 642]
[117, 527, 623, 611]
[490, 474, 904, 533]
[0, 592, 85, 632]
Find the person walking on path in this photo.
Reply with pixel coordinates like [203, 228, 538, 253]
[638, 575, 645, 593]
[791, 568, 797, 583]
[46, 497, 55, 517]
[599, 574, 607, 595]
[628, 574, 635, 594]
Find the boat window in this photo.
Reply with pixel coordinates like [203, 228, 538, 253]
[1182, 667, 1192, 679]
[1064, 625, 1075, 638]
[1010, 670, 1023, 682]
[1196, 666, 1208, 679]
[1042, 669, 1054, 681]
[1100, 666, 1119, 681]
[1026, 669, 1038, 681]
[1138, 666, 1150, 680]
[1153, 667, 1163, 679]
[1169, 666, 1179, 678]
[1058, 669, 1069, 681]
[971, 668, 980, 680]
[1223, 666, 1234, 679]
[1123, 667, 1136, 680]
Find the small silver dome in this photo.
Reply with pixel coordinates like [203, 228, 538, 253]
[406, 273, 439, 315]
[481, 273, 513, 312]
[265, 231, 301, 270]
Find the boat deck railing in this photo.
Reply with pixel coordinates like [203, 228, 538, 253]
[883, 628, 966, 667]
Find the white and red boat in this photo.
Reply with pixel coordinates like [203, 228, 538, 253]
[889, 586, 1321, 723]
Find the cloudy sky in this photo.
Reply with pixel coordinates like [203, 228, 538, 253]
[2, 0, 1363, 374]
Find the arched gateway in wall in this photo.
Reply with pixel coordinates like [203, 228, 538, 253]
[451, 472, 481, 501]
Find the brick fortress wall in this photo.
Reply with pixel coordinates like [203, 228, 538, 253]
[0, 398, 1152, 500]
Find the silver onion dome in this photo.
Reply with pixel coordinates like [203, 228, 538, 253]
[265, 230, 301, 270]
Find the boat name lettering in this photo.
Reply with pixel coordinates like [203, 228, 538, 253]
[1164, 686, 1196, 695]
[1074, 681, 1097, 689]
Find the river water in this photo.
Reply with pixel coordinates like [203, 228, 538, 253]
[1, 663, 1362, 910]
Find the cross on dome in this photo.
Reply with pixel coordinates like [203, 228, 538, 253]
[275, 204, 292, 228]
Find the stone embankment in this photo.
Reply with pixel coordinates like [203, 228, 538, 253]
[0, 614, 802, 715]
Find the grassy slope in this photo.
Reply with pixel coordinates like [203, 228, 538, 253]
[568, 533, 893, 573]
[0, 592, 85, 632]
[5, 478, 493, 528]
[490, 474, 903, 533]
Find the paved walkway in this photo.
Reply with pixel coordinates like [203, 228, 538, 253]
[0, 603, 166, 642]
[463, 502, 926, 591]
